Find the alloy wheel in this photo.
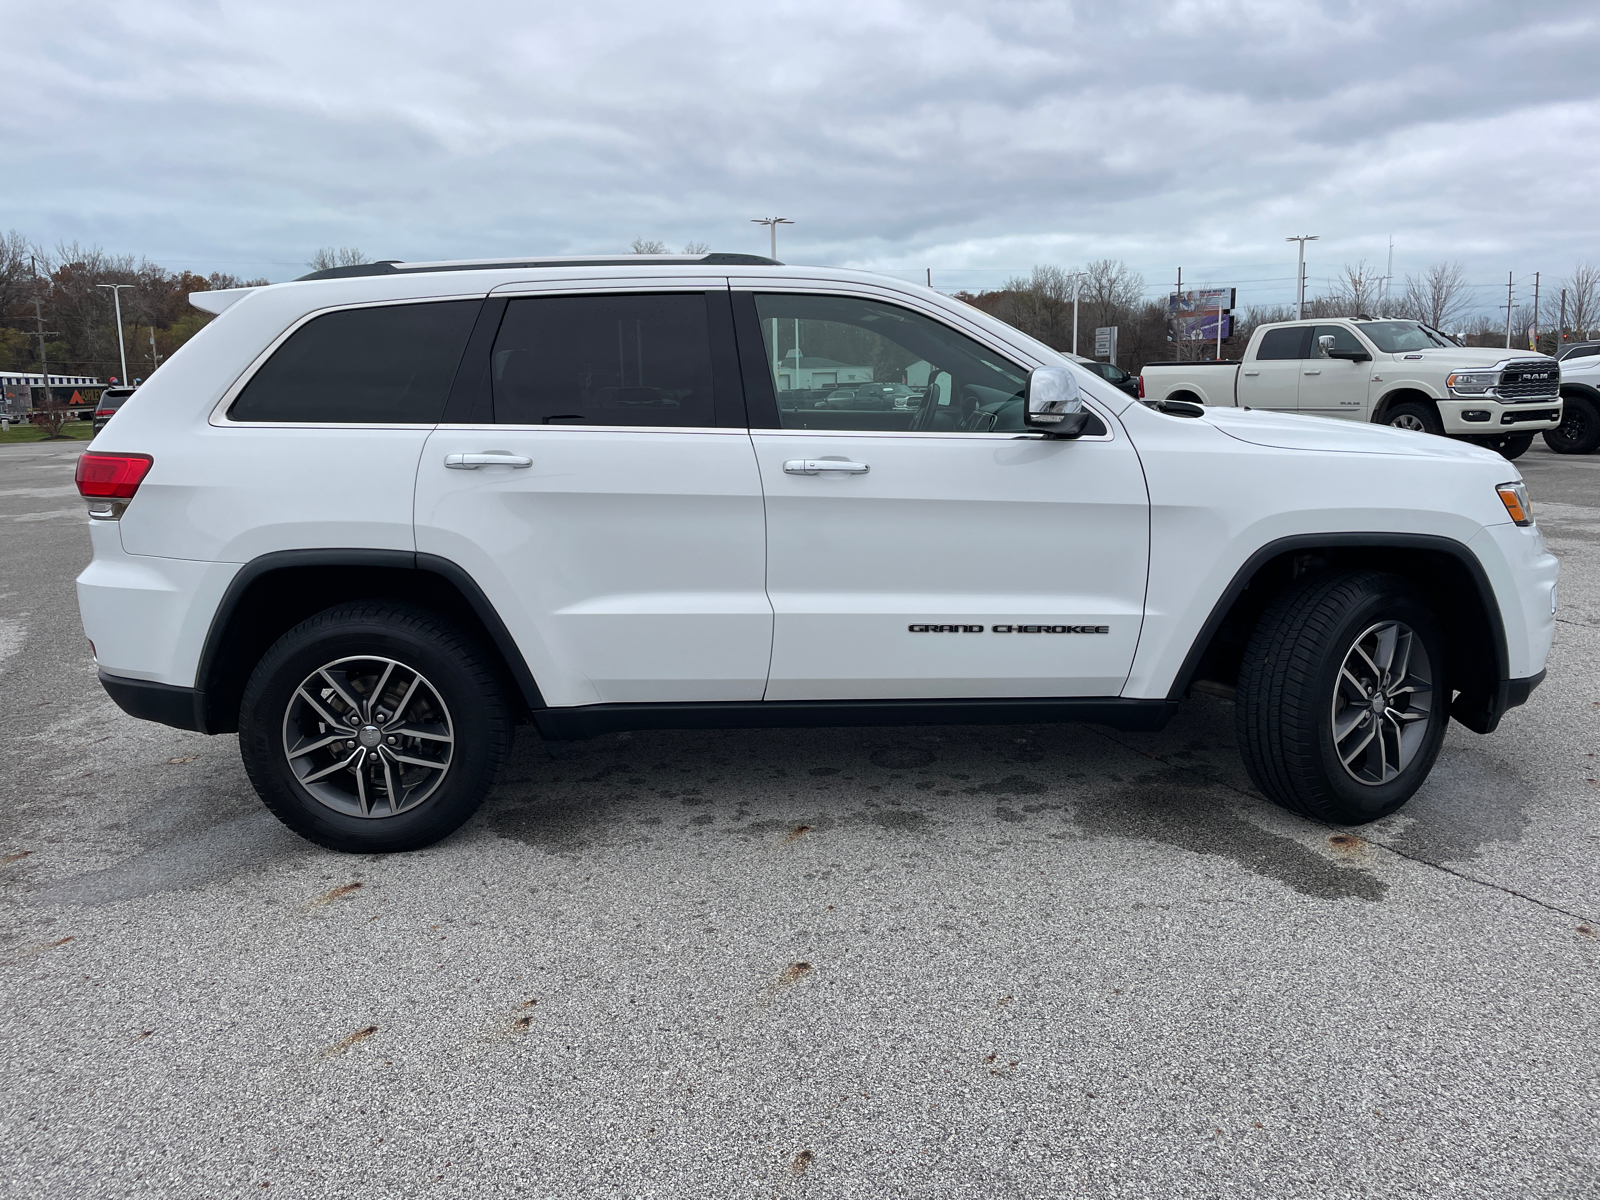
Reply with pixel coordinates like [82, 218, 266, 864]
[281, 655, 454, 818]
[1330, 620, 1434, 786]
[1390, 414, 1426, 432]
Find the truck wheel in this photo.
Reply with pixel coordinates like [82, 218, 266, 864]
[1236, 571, 1449, 825]
[238, 601, 512, 853]
[1467, 432, 1534, 460]
[1383, 402, 1443, 436]
[1543, 393, 1600, 454]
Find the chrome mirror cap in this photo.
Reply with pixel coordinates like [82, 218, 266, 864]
[1024, 366, 1090, 437]
[1318, 334, 1336, 357]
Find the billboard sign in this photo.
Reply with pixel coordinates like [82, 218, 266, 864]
[1168, 288, 1236, 313]
[1175, 313, 1233, 341]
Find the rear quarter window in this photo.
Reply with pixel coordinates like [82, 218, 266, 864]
[229, 299, 481, 423]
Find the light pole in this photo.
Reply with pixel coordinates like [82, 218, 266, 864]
[97, 283, 134, 385]
[751, 217, 794, 262]
[1286, 235, 1319, 320]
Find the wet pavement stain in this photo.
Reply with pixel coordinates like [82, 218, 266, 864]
[1381, 747, 1532, 864]
[1077, 768, 1387, 901]
[870, 809, 927, 833]
[870, 746, 935, 769]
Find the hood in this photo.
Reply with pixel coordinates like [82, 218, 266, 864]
[1202, 406, 1504, 461]
[1385, 346, 1549, 367]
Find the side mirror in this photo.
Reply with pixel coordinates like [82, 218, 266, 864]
[1317, 334, 1335, 358]
[1024, 366, 1090, 438]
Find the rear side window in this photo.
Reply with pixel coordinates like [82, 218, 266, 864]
[1255, 327, 1309, 360]
[491, 293, 715, 427]
[229, 300, 480, 423]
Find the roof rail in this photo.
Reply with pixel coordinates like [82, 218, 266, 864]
[295, 253, 780, 282]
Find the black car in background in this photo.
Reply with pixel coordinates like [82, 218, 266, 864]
[1078, 359, 1139, 398]
[92, 386, 136, 434]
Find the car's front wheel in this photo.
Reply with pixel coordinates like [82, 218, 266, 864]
[1543, 393, 1600, 455]
[238, 601, 512, 852]
[1383, 401, 1443, 436]
[1236, 571, 1449, 825]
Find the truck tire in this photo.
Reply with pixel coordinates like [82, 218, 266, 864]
[238, 600, 512, 853]
[1383, 401, 1443, 437]
[1543, 393, 1600, 455]
[1467, 432, 1534, 460]
[1236, 571, 1449, 825]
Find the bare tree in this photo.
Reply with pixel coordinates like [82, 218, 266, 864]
[1564, 262, 1600, 341]
[1330, 261, 1381, 316]
[1396, 261, 1470, 331]
[682, 241, 710, 255]
[630, 238, 668, 254]
[1077, 259, 1144, 332]
[307, 247, 370, 271]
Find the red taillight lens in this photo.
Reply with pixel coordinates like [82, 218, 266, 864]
[76, 452, 153, 499]
[1137, 374, 1145, 398]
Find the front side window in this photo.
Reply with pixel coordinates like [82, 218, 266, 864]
[1311, 325, 1368, 356]
[229, 299, 479, 423]
[491, 293, 715, 427]
[754, 294, 1028, 432]
[1255, 327, 1310, 360]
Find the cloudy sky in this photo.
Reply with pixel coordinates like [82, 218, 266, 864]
[6, 0, 1597, 312]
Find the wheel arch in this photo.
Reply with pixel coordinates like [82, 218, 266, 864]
[1167, 389, 1205, 406]
[1170, 533, 1511, 733]
[195, 549, 544, 734]
[1560, 381, 1600, 406]
[1371, 386, 1436, 425]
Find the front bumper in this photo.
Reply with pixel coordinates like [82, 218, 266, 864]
[1438, 397, 1562, 435]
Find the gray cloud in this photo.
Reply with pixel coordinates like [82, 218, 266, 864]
[5, 0, 1596, 311]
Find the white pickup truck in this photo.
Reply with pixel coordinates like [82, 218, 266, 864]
[1140, 318, 1563, 459]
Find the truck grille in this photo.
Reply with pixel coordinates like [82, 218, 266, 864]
[1498, 360, 1560, 399]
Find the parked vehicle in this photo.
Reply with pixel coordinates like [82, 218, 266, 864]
[1555, 341, 1599, 362]
[92, 386, 137, 434]
[1077, 358, 1139, 398]
[1140, 318, 1562, 459]
[77, 254, 1556, 852]
[1544, 346, 1600, 454]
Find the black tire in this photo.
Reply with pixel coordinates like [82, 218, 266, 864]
[238, 601, 512, 852]
[1383, 401, 1444, 437]
[1236, 571, 1449, 825]
[1465, 432, 1534, 460]
[1543, 393, 1600, 455]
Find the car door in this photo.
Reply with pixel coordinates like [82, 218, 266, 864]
[1298, 324, 1374, 420]
[1236, 326, 1308, 412]
[735, 289, 1150, 701]
[414, 285, 772, 707]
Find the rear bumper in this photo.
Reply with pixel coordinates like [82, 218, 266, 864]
[98, 670, 210, 733]
[1438, 397, 1561, 435]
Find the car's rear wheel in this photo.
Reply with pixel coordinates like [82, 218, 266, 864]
[1383, 401, 1443, 436]
[1543, 393, 1600, 455]
[239, 601, 511, 852]
[1236, 571, 1449, 825]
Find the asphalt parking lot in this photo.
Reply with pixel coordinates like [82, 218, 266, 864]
[1, 435, 1596, 1199]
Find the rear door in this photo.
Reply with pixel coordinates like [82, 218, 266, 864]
[1236, 326, 1307, 412]
[414, 284, 771, 707]
[1298, 324, 1374, 420]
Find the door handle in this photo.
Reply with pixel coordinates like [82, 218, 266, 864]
[1303, 369, 1321, 375]
[784, 459, 869, 475]
[445, 452, 533, 469]
[1242, 370, 1260, 377]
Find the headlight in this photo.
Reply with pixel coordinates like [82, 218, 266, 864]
[1447, 370, 1500, 395]
[1495, 480, 1533, 526]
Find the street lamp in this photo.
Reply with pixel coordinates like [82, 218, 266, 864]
[97, 283, 134, 385]
[751, 217, 794, 262]
[1285, 235, 1319, 320]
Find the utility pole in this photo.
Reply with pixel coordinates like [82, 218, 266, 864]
[1174, 266, 1182, 361]
[1559, 288, 1567, 350]
[30, 256, 55, 409]
[1286, 235, 1319, 320]
[1072, 278, 1081, 357]
[148, 326, 161, 375]
[750, 217, 793, 262]
[1381, 235, 1394, 317]
[1503, 271, 1514, 350]
[1528, 271, 1540, 352]
[97, 283, 134, 384]
[925, 267, 931, 288]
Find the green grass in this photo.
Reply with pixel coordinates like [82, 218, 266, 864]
[0, 419, 96, 445]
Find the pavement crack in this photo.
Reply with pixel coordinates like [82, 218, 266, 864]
[1088, 726, 1596, 924]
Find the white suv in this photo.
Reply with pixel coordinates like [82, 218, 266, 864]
[75, 254, 1558, 852]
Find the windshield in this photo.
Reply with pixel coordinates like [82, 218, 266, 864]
[1355, 321, 1453, 353]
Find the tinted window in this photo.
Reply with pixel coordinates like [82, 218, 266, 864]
[755, 293, 1028, 432]
[230, 300, 479, 423]
[1562, 344, 1599, 360]
[1255, 327, 1309, 360]
[1311, 325, 1366, 355]
[492, 293, 715, 427]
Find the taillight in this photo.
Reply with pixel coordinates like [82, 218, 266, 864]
[76, 452, 153, 518]
[1137, 374, 1145, 398]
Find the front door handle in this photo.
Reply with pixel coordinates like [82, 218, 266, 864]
[445, 452, 533, 469]
[784, 459, 870, 475]
[1303, 369, 1321, 376]
[1242, 370, 1260, 377]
